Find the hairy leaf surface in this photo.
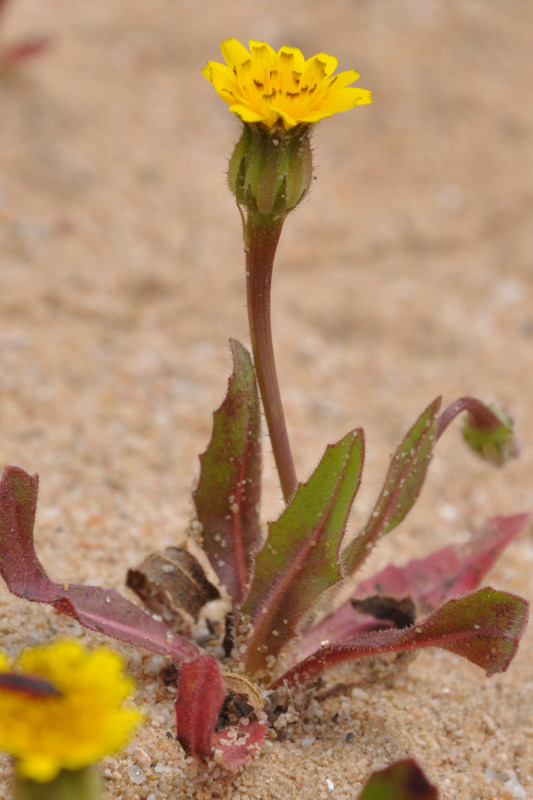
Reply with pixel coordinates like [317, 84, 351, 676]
[241, 429, 364, 676]
[353, 513, 530, 611]
[343, 398, 441, 575]
[193, 339, 262, 603]
[298, 513, 528, 660]
[175, 655, 226, 761]
[275, 587, 528, 688]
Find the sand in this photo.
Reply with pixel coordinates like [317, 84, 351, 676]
[1, 0, 532, 798]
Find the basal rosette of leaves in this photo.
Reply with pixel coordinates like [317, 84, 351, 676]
[0, 359, 528, 770]
[0, 37, 529, 778]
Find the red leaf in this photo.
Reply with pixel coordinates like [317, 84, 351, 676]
[175, 655, 226, 761]
[298, 513, 529, 660]
[175, 658, 266, 769]
[274, 587, 529, 688]
[358, 759, 438, 800]
[0, 466, 199, 663]
[212, 718, 266, 771]
[353, 513, 530, 612]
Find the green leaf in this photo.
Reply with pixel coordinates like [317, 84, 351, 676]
[275, 587, 529, 689]
[295, 513, 529, 663]
[358, 759, 438, 800]
[193, 339, 262, 604]
[241, 429, 365, 677]
[342, 398, 441, 575]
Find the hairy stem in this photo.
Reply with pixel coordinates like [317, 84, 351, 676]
[244, 216, 297, 503]
[436, 396, 505, 439]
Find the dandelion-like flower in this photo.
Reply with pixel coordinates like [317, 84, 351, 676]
[202, 39, 372, 220]
[202, 39, 372, 502]
[0, 640, 142, 783]
[202, 38, 372, 131]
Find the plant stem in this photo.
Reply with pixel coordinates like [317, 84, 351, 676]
[245, 216, 297, 503]
[436, 396, 505, 439]
[13, 766, 102, 800]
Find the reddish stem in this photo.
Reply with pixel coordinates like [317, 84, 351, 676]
[436, 396, 503, 440]
[245, 217, 297, 504]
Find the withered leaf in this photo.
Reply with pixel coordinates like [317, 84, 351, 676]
[216, 672, 264, 732]
[351, 595, 416, 629]
[222, 672, 263, 716]
[127, 546, 220, 634]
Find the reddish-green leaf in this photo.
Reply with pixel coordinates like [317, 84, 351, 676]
[342, 399, 441, 576]
[297, 513, 529, 660]
[175, 661, 266, 770]
[0, 466, 199, 663]
[193, 339, 262, 604]
[358, 759, 438, 800]
[274, 587, 528, 688]
[353, 513, 530, 612]
[175, 655, 226, 761]
[241, 429, 364, 676]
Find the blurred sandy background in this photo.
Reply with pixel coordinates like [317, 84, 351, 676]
[1, 1, 532, 798]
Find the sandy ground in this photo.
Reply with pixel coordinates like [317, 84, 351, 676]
[1, 0, 532, 798]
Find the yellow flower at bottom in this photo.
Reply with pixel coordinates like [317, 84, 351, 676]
[202, 38, 372, 130]
[0, 640, 142, 783]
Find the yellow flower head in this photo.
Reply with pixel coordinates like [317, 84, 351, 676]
[202, 38, 372, 131]
[0, 640, 142, 783]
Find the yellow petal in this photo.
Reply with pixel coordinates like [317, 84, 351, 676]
[17, 754, 61, 783]
[303, 52, 338, 80]
[203, 38, 372, 130]
[278, 46, 305, 73]
[330, 68, 362, 89]
[220, 38, 251, 69]
[203, 62, 238, 101]
[249, 40, 277, 71]
[0, 640, 142, 781]
[270, 105, 299, 130]
[229, 103, 267, 124]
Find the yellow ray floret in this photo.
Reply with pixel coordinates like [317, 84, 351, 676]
[202, 38, 372, 130]
[0, 640, 142, 782]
